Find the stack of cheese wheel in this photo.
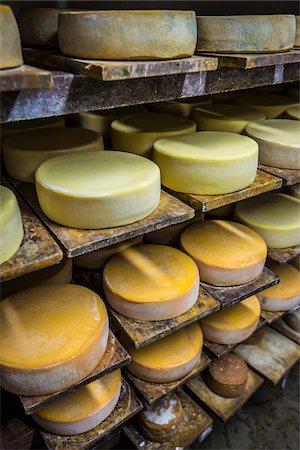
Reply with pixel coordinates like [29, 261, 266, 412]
[286, 105, 300, 120]
[191, 104, 266, 133]
[153, 131, 258, 194]
[207, 354, 248, 398]
[1, 117, 65, 145]
[3, 128, 103, 183]
[122, 322, 203, 382]
[233, 94, 297, 118]
[111, 113, 196, 158]
[35, 151, 161, 229]
[0, 5, 23, 69]
[257, 262, 300, 312]
[103, 244, 199, 320]
[0, 284, 109, 395]
[200, 296, 261, 344]
[235, 193, 300, 248]
[245, 119, 300, 169]
[180, 220, 267, 286]
[33, 369, 121, 435]
[58, 10, 197, 60]
[148, 97, 211, 118]
[196, 15, 296, 53]
[0, 186, 23, 265]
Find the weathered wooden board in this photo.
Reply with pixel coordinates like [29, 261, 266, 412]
[258, 164, 300, 186]
[122, 388, 213, 450]
[234, 326, 300, 385]
[185, 369, 263, 422]
[126, 353, 211, 407]
[272, 319, 300, 345]
[268, 245, 300, 265]
[20, 331, 130, 415]
[0, 64, 53, 92]
[41, 378, 142, 450]
[9, 180, 195, 258]
[0, 179, 63, 282]
[0, 414, 44, 450]
[166, 170, 282, 213]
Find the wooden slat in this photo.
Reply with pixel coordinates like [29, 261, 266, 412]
[0, 415, 43, 450]
[272, 319, 300, 345]
[268, 245, 300, 265]
[0, 64, 53, 92]
[258, 164, 300, 186]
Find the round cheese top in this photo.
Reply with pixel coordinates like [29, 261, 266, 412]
[35, 369, 121, 422]
[180, 220, 267, 269]
[192, 104, 266, 123]
[124, 322, 202, 369]
[209, 354, 248, 385]
[246, 119, 300, 147]
[0, 284, 107, 368]
[103, 244, 199, 304]
[264, 262, 300, 299]
[1, 117, 65, 138]
[0, 185, 19, 225]
[286, 105, 300, 120]
[36, 151, 160, 197]
[141, 394, 182, 426]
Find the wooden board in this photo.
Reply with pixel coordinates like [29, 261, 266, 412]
[41, 378, 142, 450]
[166, 170, 282, 213]
[0, 415, 44, 450]
[19, 331, 130, 415]
[268, 245, 300, 265]
[9, 180, 195, 258]
[0, 64, 53, 92]
[234, 326, 300, 385]
[122, 388, 213, 450]
[185, 370, 263, 422]
[0, 179, 63, 282]
[258, 164, 300, 186]
[126, 353, 211, 407]
[272, 319, 300, 345]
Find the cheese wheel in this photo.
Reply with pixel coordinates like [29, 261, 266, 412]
[207, 354, 248, 398]
[58, 10, 197, 60]
[233, 94, 297, 119]
[153, 131, 258, 194]
[288, 183, 300, 200]
[180, 220, 267, 286]
[191, 104, 266, 133]
[1, 117, 65, 144]
[0, 6, 23, 69]
[196, 15, 295, 53]
[148, 97, 211, 118]
[257, 262, 300, 312]
[295, 16, 300, 47]
[0, 186, 23, 265]
[245, 119, 300, 169]
[123, 322, 203, 382]
[74, 236, 143, 270]
[36, 151, 160, 229]
[200, 296, 261, 344]
[286, 105, 300, 120]
[3, 128, 103, 183]
[103, 244, 199, 321]
[111, 113, 196, 158]
[33, 370, 121, 435]
[283, 310, 300, 332]
[0, 284, 109, 395]
[234, 193, 300, 248]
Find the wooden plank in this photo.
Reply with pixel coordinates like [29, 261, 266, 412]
[9, 180, 195, 258]
[258, 164, 300, 186]
[122, 388, 213, 450]
[41, 378, 142, 450]
[19, 331, 130, 415]
[185, 370, 263, 422]
[0, 178, 63, 282]
[0, 415, 44, 450]
[234, 326, 300, 385]
[272, 319, 300, 345]
[126, 353, 211, 407]
[0, 64, 53, 92]
[268, 245, 300, 265]
[166, 170, 282, 213]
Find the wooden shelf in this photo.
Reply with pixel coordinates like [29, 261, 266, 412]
[258, 165, 300, 186]
[122, 388, 213, 450]
[0, 64, 53, 92]
[268, 245, 300, 265]
[272, 319, 300, 345]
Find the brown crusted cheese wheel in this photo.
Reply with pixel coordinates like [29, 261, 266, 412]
[207, 354, 248, 398]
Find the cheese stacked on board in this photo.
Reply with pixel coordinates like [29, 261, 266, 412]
[148, 97, 211, 118]
[0, 5, 23, 69]
[234, 94, 297, 118]
[207, 354, 248, 398]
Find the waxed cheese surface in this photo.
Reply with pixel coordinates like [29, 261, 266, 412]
[246, 119, 300, 147]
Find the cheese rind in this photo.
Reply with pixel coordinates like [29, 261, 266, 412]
[18, 8, 63, 48]
[148, 98, 212, 118]
[234, 94, 297, 119]
[0, 6, 23, 69]
[286, 105, 300, 120]
[153, 131, 258, 194]
[207, 354, 248, 398]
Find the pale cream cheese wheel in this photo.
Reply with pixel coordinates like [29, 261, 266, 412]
[0, 186, 23, 266]
[33, 370, 121, 435]
[58, 10, 197, 60]
[103, 244, 200, 321]
[233, 94, 297, 119]
[295, 16, 300, 47]
[0, 5, 23, 69]
[35, 151, 161, 229]
[111, 112, 196, 158]
[180, 220, 267, 286]
[286, 105, 300, 120]
[1, 116, 65, 144]
[245, 119, 300, 169]
[235, 193, 300, 248]
[153, 131, 258, 194]
[148, 97, 212, 118]
[0, 284, 109, 395]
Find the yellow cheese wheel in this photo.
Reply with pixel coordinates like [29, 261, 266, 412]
[295, 16, 300, 47]
[123, 322, 203, 382]
[153, 131, 258, 194]
[35, 151, 160, 229]
[191, 104, 266, 133]
[148, 97, 211, 118]
[288, 183, 300, 200]
[245, 119, 300, 169]
[33, 370, 121, 435]
[3, 127, 103, 183]
[286, 105, 300, 120]
[200, 296, 261, 344]
[103, 244, 199, 320]
[180, 220, 267, 286]
[233, 94, 297, 119]
[0, 284, 109, 395]
[0, 6, 23, 69]
[1, 117, 65, 145]
[58, 10, 197, 60]
[258, 262, 300, 312]
[0, 186, 23, 266]
[235, 193, 300, 248]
